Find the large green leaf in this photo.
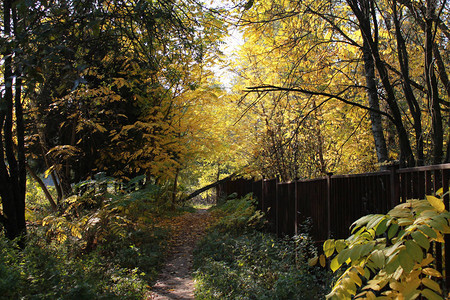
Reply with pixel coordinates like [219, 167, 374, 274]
[405, 240, 423, 263]
[411, 231, 430, 250]
[335, 239, 347, 253]
[387, 222, 399, 239]
[418, 224, 437, 239]
[351, 215, 374, 232]
[398, 249, 414, 273]
[421, 288, 444, 300]
[422, 277, 442, 294]
[369, 250, 385, 269]
[337, 248, 351, 265]
[366, 215, 385, 230]
[375, 218, 389, 236]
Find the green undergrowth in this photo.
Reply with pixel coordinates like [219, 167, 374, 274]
[193, 194, 332, 299]
[0, 178, 182, 299]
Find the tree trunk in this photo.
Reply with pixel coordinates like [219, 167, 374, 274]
[362, 38, 389, 165]
[392, 1, 424, 165]
[182, 173, 236, 202]
[171, 168, 179, 208]
[26, 164, 57, 211]
[0, 0, 27, 243]
[349, 0, 415, 166]
[425, 0, 443, 164]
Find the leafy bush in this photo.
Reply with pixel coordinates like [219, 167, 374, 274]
[317, 195, 450, 299]
[210, 193, 266, 233]
[193, 194, 331, 299]
[0, 178, 173, 299]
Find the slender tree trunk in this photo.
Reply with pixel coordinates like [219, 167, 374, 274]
[425, 0, 443, 164]
[349, 0, 415, 166]
[392, 1, 424, 165]
[362, 38, 389, 165]
[26, 164, 57, 211]
[171, 168, 179, 208]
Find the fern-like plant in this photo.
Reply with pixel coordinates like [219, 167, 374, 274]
[311, 195, 450, 299]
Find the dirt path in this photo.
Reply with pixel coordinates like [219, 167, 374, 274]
[147, 209, 213, 300]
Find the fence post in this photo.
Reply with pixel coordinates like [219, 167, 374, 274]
[327, 172, 333, 239]
[442, 169, 450, 288]
[294, 179, 298, 236]
[388, 164, 400, 208]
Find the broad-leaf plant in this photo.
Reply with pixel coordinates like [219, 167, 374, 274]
[311, 192, 450, 299]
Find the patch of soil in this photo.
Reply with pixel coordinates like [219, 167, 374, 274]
[147, 209, 213, 300]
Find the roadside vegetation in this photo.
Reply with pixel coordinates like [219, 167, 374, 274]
[0, 178, 183, 299]
[193, 194, 333, 299]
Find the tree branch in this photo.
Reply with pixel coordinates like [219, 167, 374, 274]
[181, 173, 236, 202]
[244, 85, 395, 123]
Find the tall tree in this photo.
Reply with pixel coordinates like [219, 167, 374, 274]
[232, 0, 450, 176]
[0, 0, 26, 241]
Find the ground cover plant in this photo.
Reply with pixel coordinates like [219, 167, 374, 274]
[193, 194, 332, 299]
[0, 178, 182, 299]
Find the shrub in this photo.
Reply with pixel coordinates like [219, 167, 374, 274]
[193, 194, 331, 299]
[0, 178, 172, 299]
[210, 193, 266, 233]
[316, 195, 450, 299]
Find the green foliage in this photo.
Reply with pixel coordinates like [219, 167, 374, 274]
[0, 233, 152, 299]
[5, 178, 174, 299]
[211, 193, 266, 233]
[193, 195, 331, 299]
[318, 195, 450, 299]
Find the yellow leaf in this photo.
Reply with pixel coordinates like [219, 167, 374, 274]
[422, 267, 442, 278]
[426, 195, 445, 213]
[319, 254, 326, 267]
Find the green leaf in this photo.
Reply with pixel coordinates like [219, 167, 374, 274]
[385, 241, 403, 257]
[421, 288, 444, 300]
[324, 239, 336, 257]
[405, 240, 423, 263]
[375, 218, 389, 236]
[369, 250, 385, 269]
[426, 195, 445, 213]
[418, 224, 437, 239]
[349, 244, 363, 263]
[388, 222, 399, 239]
[351, 215, 373, 232]
[411, 231, 430, 250]
[422, 277, 442, 294]
[337, 248, 351, 265]
[385, 255, 400, 274]
[360, 242, 375, 257]
[428, 219, 445, 231]
[398, 249, 414, 273]
[398, 218, 414, 226]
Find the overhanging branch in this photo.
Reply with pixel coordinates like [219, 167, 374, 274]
[244, 85, 395, 123]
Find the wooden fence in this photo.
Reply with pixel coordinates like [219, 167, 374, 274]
[217, 163, 450, 287]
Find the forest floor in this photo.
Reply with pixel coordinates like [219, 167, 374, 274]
[147, 209, 215, 300]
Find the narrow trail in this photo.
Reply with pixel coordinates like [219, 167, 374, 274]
[147, 209, 214, 300]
